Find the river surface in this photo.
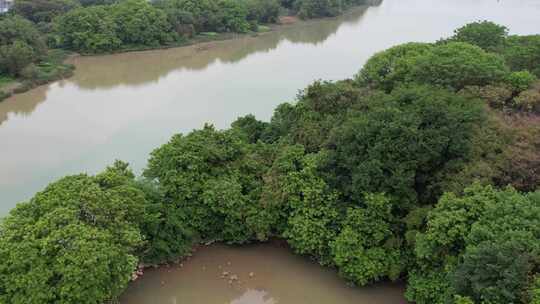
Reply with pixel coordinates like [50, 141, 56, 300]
[119, 242, 407, 304]
[1, 0, 540, 214]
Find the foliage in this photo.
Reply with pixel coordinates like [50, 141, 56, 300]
[505, 70, 537, 93]
[0, 40, 36, 76]
[281, 152, 342, 265]
[231, 114, 271, 143]
[331, 193, 403, 285]
[356, 42, 433, 92]
[12, 0, 80, 23]
[408, 184, 540, 304]
[358, 41, 508, 91]
[55, 5, 121, 53]
[451, 20, 508, 52]
[215, 0, 250, 33]
[0, 16, 47, 76]
[408, 42, 508, 90]
[112, 0, 175, 46]
[242, 0, 281, 23]
[0, 161, 153, 304]
[264, 79, 365, 151]
[324, 85, 485, 207]
[502, 35, 540, 77]
[513, 82, 540, 113]
[296, 0, 343, 18]
[144, 125, 277, 244]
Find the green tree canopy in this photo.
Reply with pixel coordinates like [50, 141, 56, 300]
[324, 85, 485, 207]
[451, 20, 508, 52]
[12, 0, 80, 23]
[357, 41, 509, 91]
[0, 161, 153, 304]
[0, 16, 47, 76]
[55, 5, 121, 53]
[408, 184, 540, 304]
[112, 0, 175, 46]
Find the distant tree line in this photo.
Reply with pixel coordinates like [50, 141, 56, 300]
[0, 0, 374, 92]
[1, 21, 539, 304]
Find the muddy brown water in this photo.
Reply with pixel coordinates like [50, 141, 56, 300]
[1, 0, 540, 215]
[119, 243, 407, 304]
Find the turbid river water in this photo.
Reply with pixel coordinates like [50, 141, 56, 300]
[119, 242, 407, 304]
[1, 0, 540, 215]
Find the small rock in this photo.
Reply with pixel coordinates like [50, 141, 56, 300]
[222, 271, 230, 277]
[249, 272, 255, 278]
[230, 275, 238, 281]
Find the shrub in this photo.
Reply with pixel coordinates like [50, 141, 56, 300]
[505, 70, 537, 93]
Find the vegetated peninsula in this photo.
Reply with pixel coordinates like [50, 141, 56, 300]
[1, 20, 539, 304]
[0, 0, 376, 100]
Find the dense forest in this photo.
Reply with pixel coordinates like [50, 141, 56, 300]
[1, 21, 539, 304]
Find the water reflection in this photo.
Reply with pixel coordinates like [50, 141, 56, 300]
[231, 290, 277, 304]
[69, 5, 376, 90]
[0, 5, 375, 127]
[0, 85, 49, 126]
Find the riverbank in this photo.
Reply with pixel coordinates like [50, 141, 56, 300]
[0, 50, 75, 102]
[0, 5, 375, 102]
[0, 18, 294, 102]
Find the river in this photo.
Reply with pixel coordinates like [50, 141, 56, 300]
[1, 0, 540, 215]
[119, 242, 407, 304]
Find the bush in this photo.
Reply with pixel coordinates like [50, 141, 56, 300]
[505, 70, 537, 93]
[513, 84, 540, 113]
